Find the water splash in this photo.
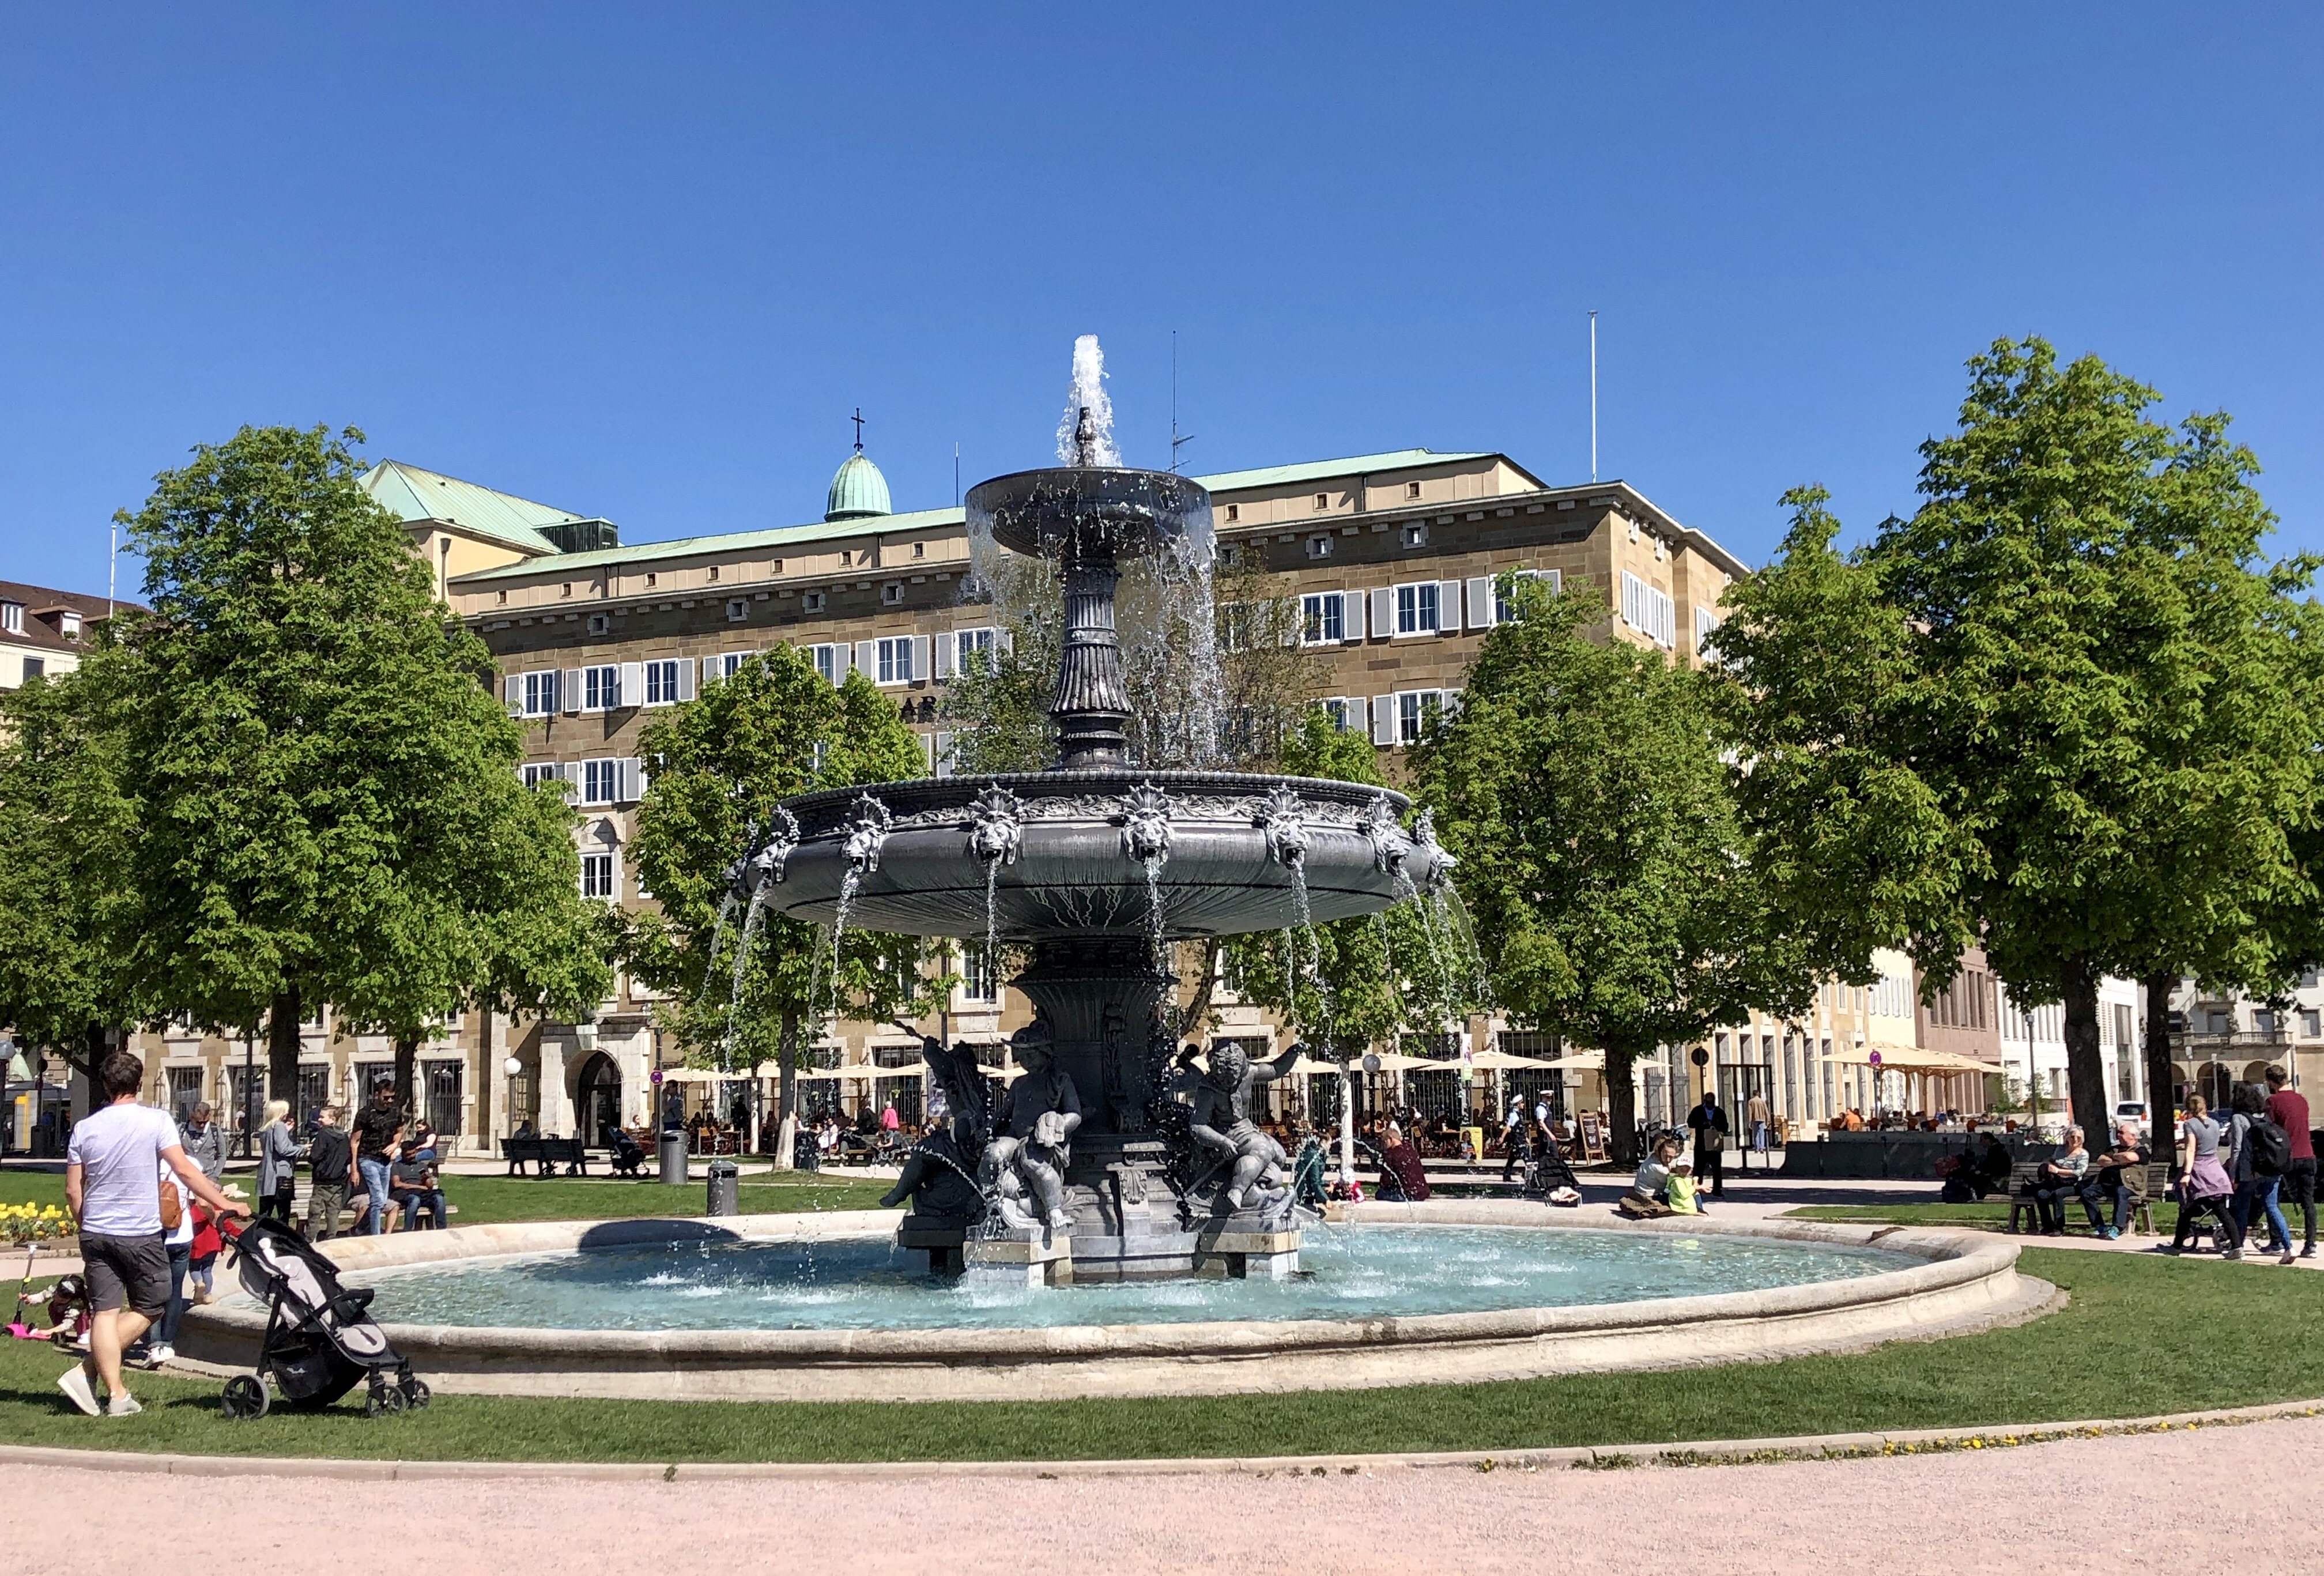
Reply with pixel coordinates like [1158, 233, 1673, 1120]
[1055, 334, 1120, 467]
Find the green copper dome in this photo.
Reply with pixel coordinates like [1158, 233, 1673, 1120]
[825, 451, 892, 522]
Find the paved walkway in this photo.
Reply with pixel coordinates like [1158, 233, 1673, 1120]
[10, 1415, 2320, 1574]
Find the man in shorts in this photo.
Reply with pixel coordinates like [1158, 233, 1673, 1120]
[63, 1050, 248, 1416]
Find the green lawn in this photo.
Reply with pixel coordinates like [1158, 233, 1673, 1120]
[1786, 1200, 2183, 1234]
[0, 1249, 2317, 1464]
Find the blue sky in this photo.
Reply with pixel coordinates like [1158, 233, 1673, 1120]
[3, 4, 2317, 597]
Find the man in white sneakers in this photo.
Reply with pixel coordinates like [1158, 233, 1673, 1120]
[61, 1050, 248, 1417]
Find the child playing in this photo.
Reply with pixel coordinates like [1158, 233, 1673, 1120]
[1665, 1159, 1703, 1215]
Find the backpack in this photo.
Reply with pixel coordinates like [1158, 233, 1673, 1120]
[2248, 1115, 2291, 1177]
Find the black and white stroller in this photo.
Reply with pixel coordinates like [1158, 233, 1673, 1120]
[216, 1216, 429, 1420]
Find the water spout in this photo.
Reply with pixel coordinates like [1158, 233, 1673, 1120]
[1055, 334, 1120, 468]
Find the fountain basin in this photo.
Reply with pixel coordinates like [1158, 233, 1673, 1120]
[968, 466, 1213, 561]
[176, 1207, 2051, 1403]
[769, 771, 1448, 941]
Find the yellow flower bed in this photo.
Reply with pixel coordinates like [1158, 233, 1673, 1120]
[0, 1202, 71, 1243]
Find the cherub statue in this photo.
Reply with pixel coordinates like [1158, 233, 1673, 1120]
[981, 1016, 1082, 1231]
[1176, 1040, 1301, 1216]
[879, 1038, 993, 1221]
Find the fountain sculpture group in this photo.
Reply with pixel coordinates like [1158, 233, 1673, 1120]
[742, 399, 1453, 1284]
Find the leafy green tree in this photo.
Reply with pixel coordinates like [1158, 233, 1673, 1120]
[624, 649, 944, 1152]
[103, 423, 610, 1104]
[1716, 340, 2319, 1136]
[1416, 578, 1808, 1163]
[0, 647, 143, 1086]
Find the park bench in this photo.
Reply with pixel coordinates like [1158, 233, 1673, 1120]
[2005, 1159, 2168, 1235]
[501, 1134, 588, 1178]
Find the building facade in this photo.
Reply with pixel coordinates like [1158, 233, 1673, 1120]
[0, 579, 127, 691]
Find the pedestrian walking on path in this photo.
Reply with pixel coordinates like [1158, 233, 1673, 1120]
[1687, 1089, 1730, 1198]
[2263, 1065, 2315, 1261]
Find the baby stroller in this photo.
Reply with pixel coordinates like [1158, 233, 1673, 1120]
[216, 1216, 429, 1420]
[606, 1124, 648, 1178]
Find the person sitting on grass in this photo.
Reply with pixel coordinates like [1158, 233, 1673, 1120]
[389, 1152, 448, 1231]
[1618, 1134, 1684, 1219]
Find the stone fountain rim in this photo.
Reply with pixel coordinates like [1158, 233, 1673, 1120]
[779, 770, 1413, 821]
[181, 1208, 2023, 1373]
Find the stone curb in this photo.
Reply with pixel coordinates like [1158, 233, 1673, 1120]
[3, 1397, 2318, 1483]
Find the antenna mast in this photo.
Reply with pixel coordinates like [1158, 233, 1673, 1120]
[1588, 311, 1598, 482]
[1169, 329, 1194, 472]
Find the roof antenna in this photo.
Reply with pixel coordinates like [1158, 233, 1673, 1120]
[852, 408, 865, 454]
[1587, 311, 1598, 482]
[1169, 330, 1194, 473]
[953, 442, 961, 507]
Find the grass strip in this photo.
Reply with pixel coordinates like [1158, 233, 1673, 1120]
[0, 1249, 2317, 1464]
[1786, 1201, 2184, 1233]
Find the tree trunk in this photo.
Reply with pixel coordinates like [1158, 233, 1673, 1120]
[267, 987, 303, 1106]
[1604, 1040, 1640, 1167]
[2143, 969, 2178, 1160]
[392, 1035, 418, 1120]
[772, 1009, 800, 1171]
[2059, 956, 2109, 1139]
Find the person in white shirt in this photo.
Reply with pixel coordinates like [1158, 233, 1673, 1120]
[61, 1051, 247, 1417]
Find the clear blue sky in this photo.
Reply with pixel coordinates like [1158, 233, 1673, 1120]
[3, 4, 2317, 598]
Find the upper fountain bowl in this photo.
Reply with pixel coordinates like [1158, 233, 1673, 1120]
[967, 467, 1214, 563]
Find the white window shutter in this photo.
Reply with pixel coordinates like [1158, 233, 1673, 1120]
[617, 662, 643, 707]
[1371, 695, 1396, 746]
[561, 669, 583, 713]
[1443, 688, 1464, 717]
[1369, 588, 1393, 642]
[1542, 568, 1563, 594]
[618, 757, 644, 804]
[703, 656, 723, 687]
[935, 632, 957, 679]
[1466, 576, 1492, 629]
[556, 762, 580, 797]
[996, 627, 1014, 656]
[912, 635, 931, 680]
[1438, 580, 1463, 630]
[677, 660, 696, 702]
[933, 730, 955, 777]
[854, 639, 877, 678]
[503, 675, 523, 714]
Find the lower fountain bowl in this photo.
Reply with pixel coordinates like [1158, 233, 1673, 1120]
[176, 1207, 2051, 1404]
[769, 770, 1448, 941]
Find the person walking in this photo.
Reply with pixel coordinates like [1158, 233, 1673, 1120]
[305, 1106, 352, 1241]
[58, 1050, 248, 1417]
[133, 1158, 196, 1367]
[2171, 1092, 2240, 1255]
[1744, 1089, 1771, 1171]
[2263, 1065, 2315, 1260]
[255, 1100, 298, 1225]
[1686, 1088, 1730, 1198]
[178, 1102, 222, 1183]
[352, 1080, 405, 1235]
[1499, 1098, 1526, 1182]
[2231, 1081, 2293, 1258]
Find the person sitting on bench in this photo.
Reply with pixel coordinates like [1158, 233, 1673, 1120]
[2088, 1122, 2148, 1239]
[389, 1153, 448, 1231]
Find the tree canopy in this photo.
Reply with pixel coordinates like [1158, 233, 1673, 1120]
[1715, 340, 2319, 1134]
[1416, 576, 1808, 1160]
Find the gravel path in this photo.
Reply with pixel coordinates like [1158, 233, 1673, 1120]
[11, 1415, 2320, 1576]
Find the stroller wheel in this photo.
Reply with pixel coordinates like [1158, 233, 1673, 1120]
[221, 1375, 269, 1421]
[366, 1381, 408, 1417]
[402, 1378, 431, 1409]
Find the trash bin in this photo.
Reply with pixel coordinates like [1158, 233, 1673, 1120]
[792, 1131, 819, 1172]
[706, 1159, 740, 1216]
[658, 1129, 688, 1186]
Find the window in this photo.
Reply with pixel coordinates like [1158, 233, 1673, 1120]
[810, 643, 845, 684]
[497, 590, 508, 605]
[1402, 521, 1429, 548]
[581, 758, 621, 805]
[1397, 689, 1446, 744]
[1489, 568, 1561, 625]
[803, 590, 827, 613]
[881, 583, 904, 605]
[519, 670, 560, 717]
[1695, 605, 1721, 658]
[646, 572, 658, 588]
[771, 559, 784, 575]
[1312, 492, 1330, 512]
[961, 945, 998, 1004]
[1305, 534, 1332, 559]
[0, 602, 19, 634]
[59, 611, 80, 638]
[643, 659, 685, 706]
[707, 650, 752, 683]
[707, 565, 720, 583]
[912, 542, 925, 559]
[1620, 571, 1676, 649]
[424, 1061, 463, 1140]
[1300, 593, 1346, 644]
[1321, 697, 1355, 732]
[2303, 1011, 2320, 1039]
[1224, 504, 1240, 523]
[1394, 581, 1440, 636]
[560, 583, 573, 599]
[941, 626, 998, 679]
[586, 612, 610, 635]
[876, 637, 916, 685]
[582, 665, 619, 711]
[727, 598, 748, 622]
[580, 853, 616, 899]
[1406, 480, 1423, 500]
[1220, 544, 1240, 567]
[520, 762, 564, 791]
[21, 656, 43, 682]
[840, 551, 853, 567]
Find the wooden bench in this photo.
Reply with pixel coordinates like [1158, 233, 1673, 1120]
[501, 1135, 588, 1177]
[2006, 1159, 2169, 1235]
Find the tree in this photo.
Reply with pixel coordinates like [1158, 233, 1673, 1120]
[103, 423, 610, 1105]
[624, 649, 945, 1155]
[0, 647, 143, 1087]
[1715, 340, 2319, 1137]
[1415, 577, 1808, 1163]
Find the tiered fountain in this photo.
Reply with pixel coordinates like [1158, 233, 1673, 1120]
[757, 404, 1452, 1284]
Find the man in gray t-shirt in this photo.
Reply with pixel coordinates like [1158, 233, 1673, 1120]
[62, 1051, 247, 1418]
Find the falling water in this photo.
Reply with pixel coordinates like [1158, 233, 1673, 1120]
[1055, 334, 1120, 467]
[983, 859, 1002, 987]
[1142, 854, 1169, 973]
[1285, 861, 1334, 1053]
[1397, 872, 1466, 1035]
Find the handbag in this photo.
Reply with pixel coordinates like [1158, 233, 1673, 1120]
[158, 1171, 183, 1231]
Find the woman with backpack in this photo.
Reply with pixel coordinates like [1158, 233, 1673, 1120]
[2231, 1081, 2293, 1260]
